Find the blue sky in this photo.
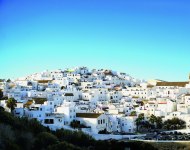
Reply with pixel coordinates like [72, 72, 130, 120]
[0, 0, 190, 81]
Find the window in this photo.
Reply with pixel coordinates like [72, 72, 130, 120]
[103, 119, 105, 124]
[40, 108, 42, 111]
[44, 119, 54, 124]
[101, 120, 102, 124]
[98, 120, 100, 124]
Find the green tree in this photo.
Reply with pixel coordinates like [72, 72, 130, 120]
[155, 116, 163, 129]
[70, 120, 80, 129]
[33, 132, 58, 150]
[6, 98, 17, 113]
[149, 115, 163, 129]
[0, 89, 3, 99]
[47, 142, 81, 150]
[0, 106, 5, 112]
[0, 79, 5, 82]
[148, 114, 157, 129]
[7, 79, 11, 82]
[149, 114, 156, 124]
[130, 111, 137, 116]
[163, 117, 186, 130]
[98, 129, 109, 134]
[135, 113, 144, 132]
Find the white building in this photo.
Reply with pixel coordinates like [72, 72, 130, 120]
[76, 113, 108, 134]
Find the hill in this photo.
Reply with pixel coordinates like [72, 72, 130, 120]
[0, 106, 157, 150]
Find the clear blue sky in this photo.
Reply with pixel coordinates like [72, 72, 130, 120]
[0, 0, 190, 81]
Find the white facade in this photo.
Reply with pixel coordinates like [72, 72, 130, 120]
[1, 67, 190, 135]
[76, 113, 108, 134]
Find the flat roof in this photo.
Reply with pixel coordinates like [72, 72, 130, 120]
[76, 113, 102, 118]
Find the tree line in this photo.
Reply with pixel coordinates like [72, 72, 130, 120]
[132, 111, 186, 132]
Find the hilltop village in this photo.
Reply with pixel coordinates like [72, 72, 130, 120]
[1, 67, 190, 136]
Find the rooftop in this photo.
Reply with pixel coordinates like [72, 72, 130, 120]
[156, 82, 189, 87]
[76, 113, 102, 118]
[36, 80, 52, 83]
[64, 93, 74, 96]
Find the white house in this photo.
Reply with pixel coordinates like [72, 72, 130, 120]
[56, 102, 76, 125]
[76, 113, 108, 134]
[120, 116, 136, 133]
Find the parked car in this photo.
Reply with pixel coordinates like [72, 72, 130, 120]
[177, 136, 183, 140]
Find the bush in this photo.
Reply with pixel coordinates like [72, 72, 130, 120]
[98, 129, 110, 134]
[54, 128, 95, 147]
[47, 142, 81, 150]
[0, 110, 158, 150]
[33, 132, 58, 150]
[163, 118, 186, 130]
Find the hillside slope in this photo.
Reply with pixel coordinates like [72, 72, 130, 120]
[0, 107, 156, 150]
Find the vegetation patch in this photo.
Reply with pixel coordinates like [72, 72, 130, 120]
[33, 98, 47, 104]
[0, 107, 157, 150]
[24, 100, 33, 108]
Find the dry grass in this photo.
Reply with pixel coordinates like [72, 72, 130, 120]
[24, 100, 33, 108]
[148, 142, 190, 150]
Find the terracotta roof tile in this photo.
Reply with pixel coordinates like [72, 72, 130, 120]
[156, 82, 188, 87]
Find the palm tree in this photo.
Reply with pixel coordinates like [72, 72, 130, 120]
[6, 98, 17, 113]
[155, 116, 163, 129]
[149, 114, 157, 128]
[135, 113, 144, 132]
